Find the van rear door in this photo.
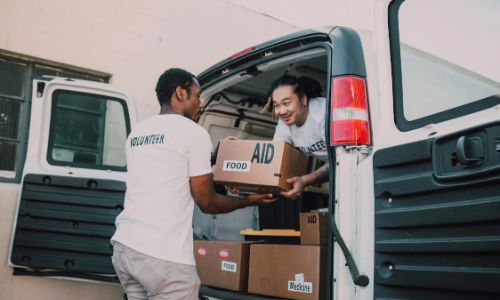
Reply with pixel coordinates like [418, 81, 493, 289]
[373, 0, 500, 298]
[197, 25, 374, 300]
[8, 77, 136, 281]
[197, 29, 337, 299]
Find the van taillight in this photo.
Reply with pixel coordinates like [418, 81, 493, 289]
[330, 76, 371, 146]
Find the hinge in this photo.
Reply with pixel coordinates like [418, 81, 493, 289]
[36, 82, 46, 97]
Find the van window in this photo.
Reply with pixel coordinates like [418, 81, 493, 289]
[0, 53, 110, 182]
[48, 90, 128, 170]
[390, 0, 500, 130]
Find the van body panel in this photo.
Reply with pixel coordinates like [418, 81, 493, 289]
[373, 121, 500, 298]
[369, 0, 500, 298]
[329, 26, 367, 77]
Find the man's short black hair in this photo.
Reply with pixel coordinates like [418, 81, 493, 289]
[155, 68, 197, 106]
[268, 75, 322, 101]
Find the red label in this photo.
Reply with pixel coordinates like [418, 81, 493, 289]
[219, 248, 229, 259]
[197, 247, 206, 257]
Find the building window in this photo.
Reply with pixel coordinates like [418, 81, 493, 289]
[0, 53, 109, 182]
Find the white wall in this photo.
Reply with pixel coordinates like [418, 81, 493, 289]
[0, 0, 297, 119]
[0, 1, 296, 299]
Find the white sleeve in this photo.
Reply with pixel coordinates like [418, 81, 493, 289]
[188, 127, 213, 177]
[273, 119, 293, 143]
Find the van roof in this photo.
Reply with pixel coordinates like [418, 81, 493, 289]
[198, 27, 334, 87]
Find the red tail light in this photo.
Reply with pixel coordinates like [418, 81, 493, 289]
[228, 46, 256, 60]
[330, 76, 371, 146]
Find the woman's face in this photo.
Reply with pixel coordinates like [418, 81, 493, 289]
[272, 85, 308, 126]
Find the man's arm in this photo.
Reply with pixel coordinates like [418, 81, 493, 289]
[300, 162, 329, 187]
[281, 163, 329, 200]
[190, 173, 276, 214]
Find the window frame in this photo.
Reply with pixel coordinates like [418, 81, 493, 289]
[0, 51, 110, 183]
[388, 0, 500, 132]
[47, 89, 130, 172]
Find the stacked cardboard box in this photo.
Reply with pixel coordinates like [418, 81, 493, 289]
[194, 240, 255, 291]
[299, 211, 328, 245]
[240, 228, 301, 244]
[246, 211, 328, 299]
[247, 244, 326, 300]
[201, 140, 328, 298]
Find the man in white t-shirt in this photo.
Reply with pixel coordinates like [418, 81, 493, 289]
[270, 75, 329, 200]
[273, 96, 328, 162]
[226, 76, 329, 201]
[111, 68, 275, 300]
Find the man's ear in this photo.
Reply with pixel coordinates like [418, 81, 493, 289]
[301, 95, 308, 107]
[175, 86, 187, 102]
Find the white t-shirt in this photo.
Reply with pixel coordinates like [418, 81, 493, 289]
[273, 97, 328, 162]
[111, 114, 212, 266]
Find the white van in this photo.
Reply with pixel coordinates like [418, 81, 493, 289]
[193, 1, 500, 299]
[2, 0, 499, 299]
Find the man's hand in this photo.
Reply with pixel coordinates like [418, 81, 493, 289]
[225, 185, 241, 194]
[191, 173, 276, 214]
[245, 193, 277, 204]
[224, 136, 240, 141]
[280, 163, 330, 200]
[280, 176, 307, 200]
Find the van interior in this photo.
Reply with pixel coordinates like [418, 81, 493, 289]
[193, 47, 330, 241]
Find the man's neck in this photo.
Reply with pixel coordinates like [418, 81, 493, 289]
[160, 104, 180, 115]
[296, 106, 309, 127]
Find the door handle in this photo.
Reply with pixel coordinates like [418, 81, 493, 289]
[456, 136, 483, 166]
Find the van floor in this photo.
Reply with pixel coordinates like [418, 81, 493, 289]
[199, 285, 285, 299]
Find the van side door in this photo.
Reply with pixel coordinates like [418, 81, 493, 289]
[8, 77, 136, 281]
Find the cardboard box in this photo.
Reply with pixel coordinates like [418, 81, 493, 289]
[193, 240, 254, 291]
[300, 211, 328, 245]
[248, 244, 326, 300]
[213, 140, 309, 193]
[240, 229, 301, 244]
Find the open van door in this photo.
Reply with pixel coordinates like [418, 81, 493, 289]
[196, 29, 336, 299]
[372, 0, 500, 298]
[195, 25, 376, 299]
[8, 77, 136, 281]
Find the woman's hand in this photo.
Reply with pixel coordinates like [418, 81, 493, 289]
[280, 176, 307, 200]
